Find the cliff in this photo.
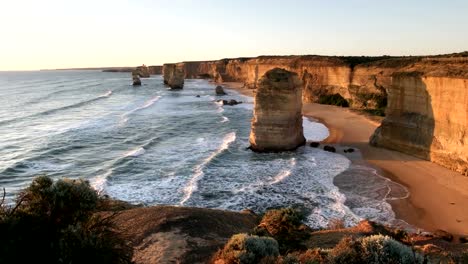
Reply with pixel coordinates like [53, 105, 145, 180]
[165, 53, 468, 174]
[249, 68, 305, 152]
[370, 57, 468, 175]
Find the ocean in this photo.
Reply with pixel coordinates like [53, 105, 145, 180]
[0, 70, 409, 229]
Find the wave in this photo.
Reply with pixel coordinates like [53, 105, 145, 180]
[123, 147, 146, 158]
[221, 116, 229, 123]
[119, 96, 161, 125]
[270, 158, 296, 184]
[180, 132, 236, 205]
[0, 90, 113, 126]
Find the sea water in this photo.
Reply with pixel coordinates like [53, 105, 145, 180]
[0, 71, 408, 229]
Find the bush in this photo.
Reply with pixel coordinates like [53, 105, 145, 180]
[318, 94, 349, 107]
[328, 235, 424, 264]
[216, 233, 279, 264]
[360, 235, 424, 264]
[328, 236, 364, 264]
[256, 208, 309, 253]
[0, 176, 132, 264]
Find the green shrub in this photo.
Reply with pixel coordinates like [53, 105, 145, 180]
[360, 235, 424, 264]
[0, 176, 132, 264]
[318, 94, 349, 107]
[256, 208, 309, 253]
[217, 233, 279, 264]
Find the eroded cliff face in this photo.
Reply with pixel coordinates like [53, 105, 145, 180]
[371, 57, 468, 175]
[163, 63, 185, 89]
[165, 54, 468, 174]
[176, 56, 401, 109]
[249, 68, 305, 152]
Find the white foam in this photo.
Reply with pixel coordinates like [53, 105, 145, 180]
[303, 117, 330, 142]
[221, 116, 229, 123]
[99, 90, 112, 98]
[90, 169, 112, 193]
[270, 158, 296, 184]
[124, 147, 146, 158]
[180, 132, 236, 205]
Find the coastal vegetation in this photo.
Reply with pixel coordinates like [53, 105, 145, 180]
[1, 177, 467, 263]
[0, 176, 132, 264]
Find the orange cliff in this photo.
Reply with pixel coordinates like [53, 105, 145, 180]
[162, 53, 468, 175]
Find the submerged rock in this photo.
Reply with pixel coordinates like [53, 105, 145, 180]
[217, 99, 242, 106]
[310, 142, 320, 148]
[323, 145, 336, 153]
[216, 85, 227, 95]
[249, 68, 305, 152]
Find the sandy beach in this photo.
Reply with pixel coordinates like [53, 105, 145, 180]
[224, 82, 468, 238]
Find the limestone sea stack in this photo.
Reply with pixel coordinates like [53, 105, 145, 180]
[135, 65, 150, 78]
[132, 70, 141, 86]
[249, 68, 306, 152]
[163, 63, 185, 89]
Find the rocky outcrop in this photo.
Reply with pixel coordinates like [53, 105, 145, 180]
[135, 65, 150, 78]
[249, 68, 306, 152]
[163, 63, 185, 89]
[370, 57, 468, 175]
[132, 74, 141, 86]
[111, 206, 258, 264]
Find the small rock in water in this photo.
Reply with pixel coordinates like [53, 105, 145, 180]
[344, 148, 355, 153]
[196, 95, 201, 98]
[217, 99, 242, 106]
[216, 85, 227, 95]
[310, 142, 320, 148]
[323, 145, 336, 153]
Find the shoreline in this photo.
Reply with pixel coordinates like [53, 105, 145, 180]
[222, 82, 468, 238]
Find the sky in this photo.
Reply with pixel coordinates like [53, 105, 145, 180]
[0, 0, 467, 70]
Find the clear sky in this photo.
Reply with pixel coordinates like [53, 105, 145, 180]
[0, 0, 467, 70]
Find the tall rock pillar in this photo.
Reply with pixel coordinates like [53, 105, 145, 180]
[249, 68, 305, 152]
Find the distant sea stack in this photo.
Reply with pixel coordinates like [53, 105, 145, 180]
[163, 63, 185, 89]
[249, 68, 306, 152]
[135, 65, 150, 78]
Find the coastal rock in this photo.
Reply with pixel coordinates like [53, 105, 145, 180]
[249, 68, 305, 152]
[163, 63, 185, 89]
[323, 145, 336, 153]
[132, 71, 142, 86]
[135, 65, 150, 78]
[216, 85, 227, 95]
[217, 99, 242, 106]
[310, 142, 320, 148]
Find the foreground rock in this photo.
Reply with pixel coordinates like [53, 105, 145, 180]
[249, 68, 305, 152]
[163, 63, 185, 89]
[111, 206, 258, 264]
